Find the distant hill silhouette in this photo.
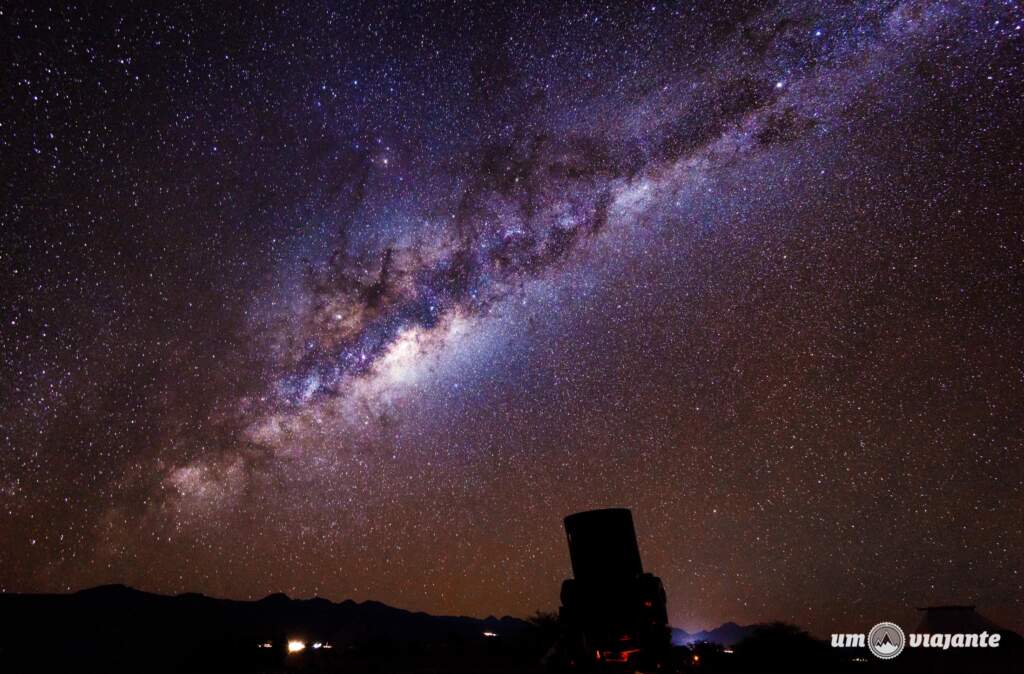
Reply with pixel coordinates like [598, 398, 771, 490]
[671, 620, 755, 645]
[0, 584, 529, 672]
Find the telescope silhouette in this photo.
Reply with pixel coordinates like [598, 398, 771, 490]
[556, 508, 670, 671]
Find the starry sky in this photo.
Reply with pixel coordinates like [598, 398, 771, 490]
[2, 0, 1023, 635]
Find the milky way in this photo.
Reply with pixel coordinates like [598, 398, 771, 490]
[2, 0, 1023, 635]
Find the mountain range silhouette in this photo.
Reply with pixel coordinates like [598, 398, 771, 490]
[0, 584, 529, 672]
[670, 620, 756, 646]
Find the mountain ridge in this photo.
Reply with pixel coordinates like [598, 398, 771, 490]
[25, 583, 523, 624]
[0, 584, 530, 672]
[671, 620, 757, 646]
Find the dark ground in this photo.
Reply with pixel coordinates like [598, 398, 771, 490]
[1, 587, 1020, 672]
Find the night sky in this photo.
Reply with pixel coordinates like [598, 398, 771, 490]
[2, 1, 1023, 636]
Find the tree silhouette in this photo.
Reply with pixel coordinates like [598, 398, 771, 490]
[733, 621, 839, 673]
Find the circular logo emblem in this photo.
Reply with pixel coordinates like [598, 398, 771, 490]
[867, 622, 905, 659]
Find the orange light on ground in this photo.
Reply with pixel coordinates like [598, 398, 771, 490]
[287, 639, 306, 653]
[604, 648, 640, 663]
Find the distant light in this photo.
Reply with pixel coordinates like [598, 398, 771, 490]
[775, 80, 785, 89]
[482, 631, 498, 638]
[723, 648, 734, 654]
[258, 641, 273, 649]
[287, 640, 306, 653]
[312, 642, 322, 650]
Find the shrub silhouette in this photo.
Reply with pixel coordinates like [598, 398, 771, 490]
[733, 621, 838, 673]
